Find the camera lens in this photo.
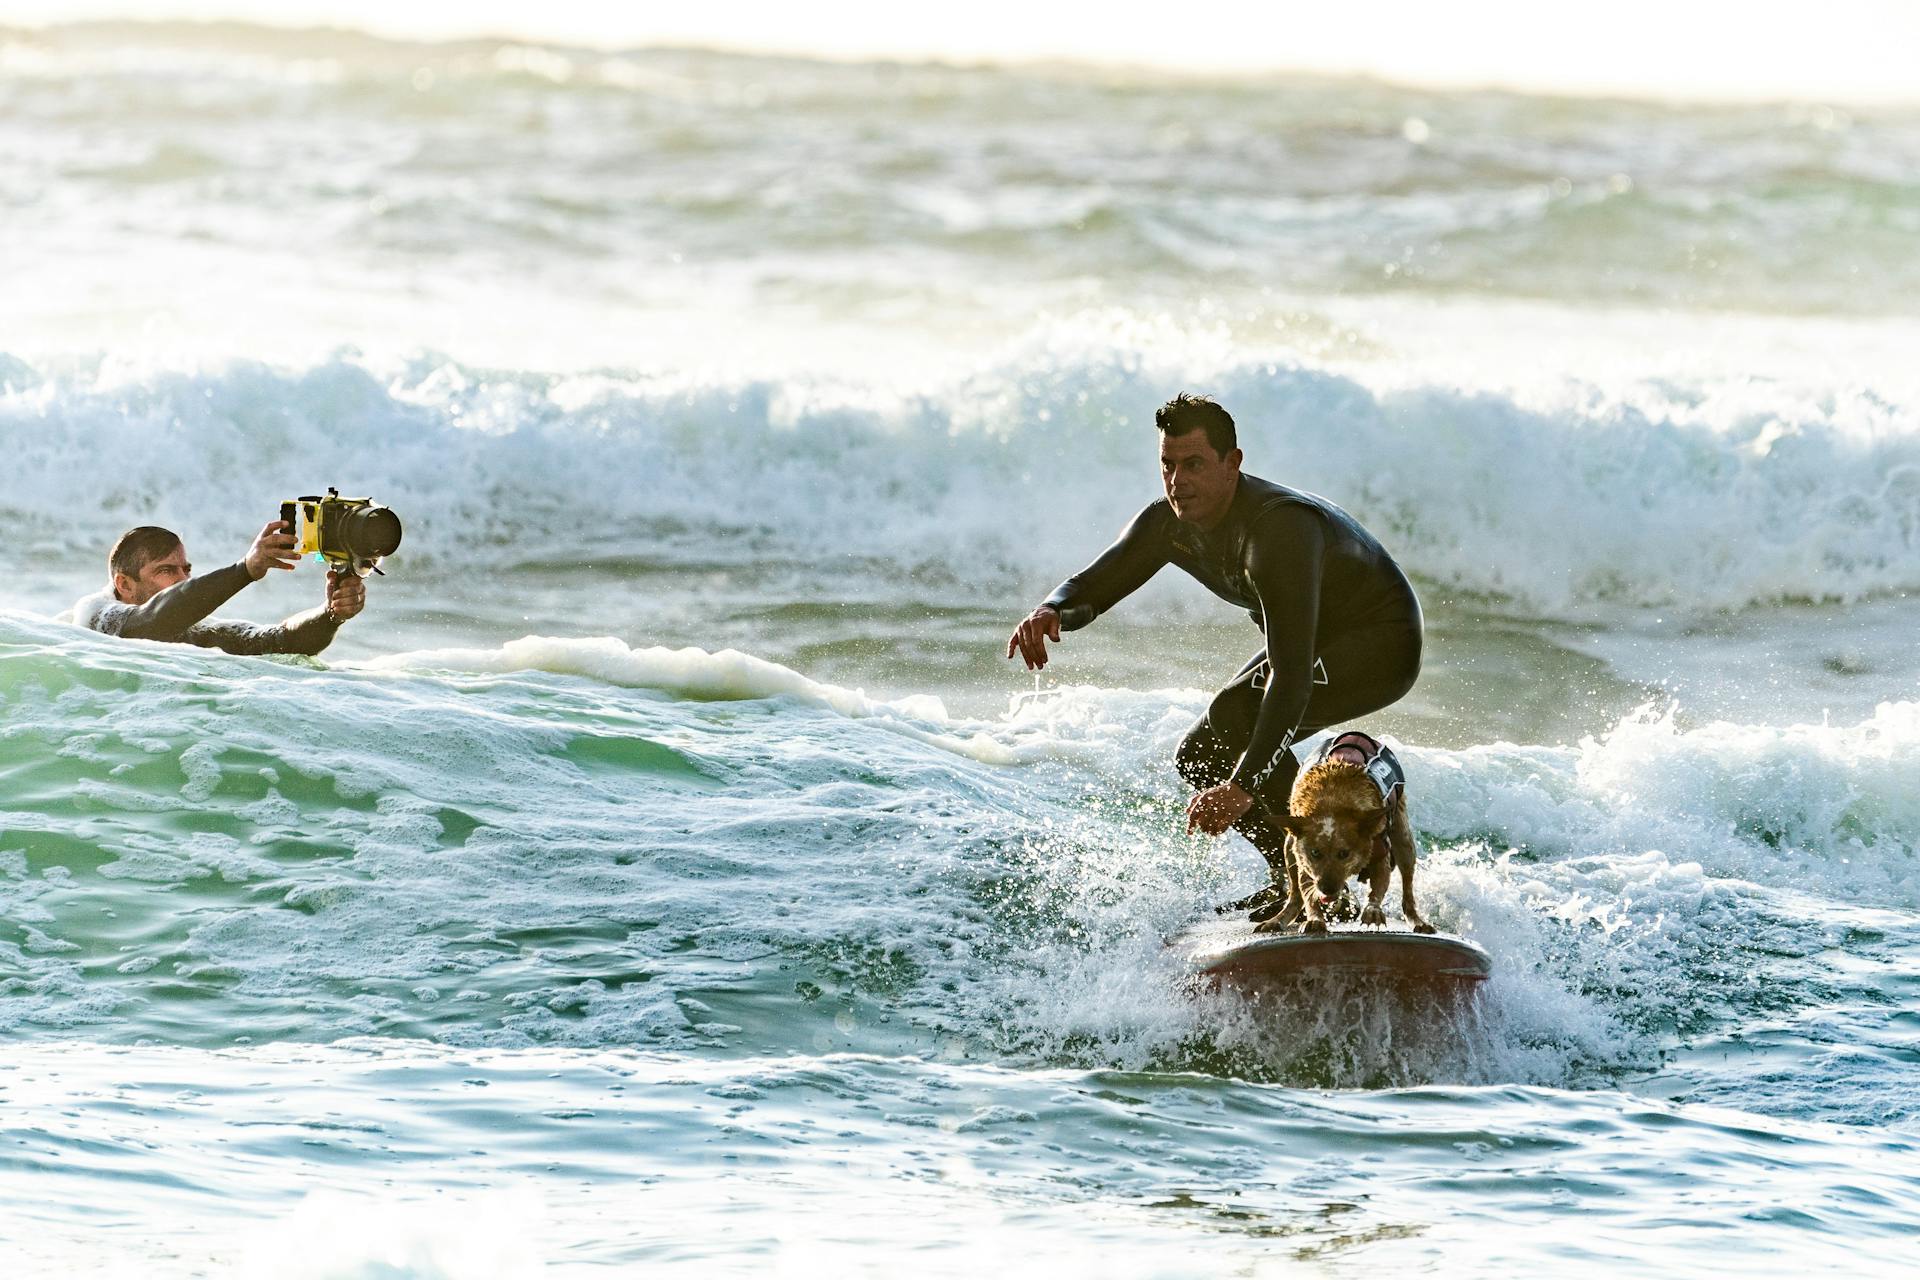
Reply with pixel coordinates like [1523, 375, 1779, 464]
[338, 504, 403, 560]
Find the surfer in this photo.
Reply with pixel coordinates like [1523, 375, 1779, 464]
[1006, 393, 1422, 908]
[69, 522, 365, 656]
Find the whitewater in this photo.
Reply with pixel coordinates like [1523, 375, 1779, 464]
[2, 20, 1918, 1277]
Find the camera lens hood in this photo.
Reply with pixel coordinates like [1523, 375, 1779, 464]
[338, 504, 403, 561]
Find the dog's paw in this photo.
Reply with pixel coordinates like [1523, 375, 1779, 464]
[1252, 916, 1288, 935]
[1299, 918, 1329, 936]
[1361, 904, 1387, 927]
[1413, 920, 1437, 935]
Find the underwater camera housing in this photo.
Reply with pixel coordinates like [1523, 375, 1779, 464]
[281, 489, 403, 577]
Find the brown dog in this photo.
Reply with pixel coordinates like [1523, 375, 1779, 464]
[1253, 732, 1434, 936]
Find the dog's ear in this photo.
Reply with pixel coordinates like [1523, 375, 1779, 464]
[1365, 808, 1390, 839]
[1276, 813, 1312, 839]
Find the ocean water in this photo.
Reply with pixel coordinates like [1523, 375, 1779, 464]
[2, 21, 1919, 1276]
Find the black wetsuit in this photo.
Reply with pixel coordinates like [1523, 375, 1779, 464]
[72, 562, 342, 657]
[1044, 473, 1422, 867]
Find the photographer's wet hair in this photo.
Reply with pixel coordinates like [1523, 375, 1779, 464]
[1155, 393, 1236, 456]
[109, 526, 182, 581]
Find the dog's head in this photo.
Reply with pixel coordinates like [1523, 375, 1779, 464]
[1281, 762, 1388, 904]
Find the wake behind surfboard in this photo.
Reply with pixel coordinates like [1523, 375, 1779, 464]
[1175, 917, 1492, 991]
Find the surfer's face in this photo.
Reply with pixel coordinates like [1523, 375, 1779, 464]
[1159, 429, 1241, 529]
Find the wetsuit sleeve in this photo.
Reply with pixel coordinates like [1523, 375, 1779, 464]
[100, 563, 256, 641]
[1228, 505, 1328, 794]
[185, 608, 341, 657]
[1041, 504, 1171, 631]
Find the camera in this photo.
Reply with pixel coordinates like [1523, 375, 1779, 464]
[281, 488, 403, 577]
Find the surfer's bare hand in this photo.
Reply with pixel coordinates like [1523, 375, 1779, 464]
[1005, 605, 1062, 670]
[1186, 782, 1254, 837]
[244, 521, 298, 580]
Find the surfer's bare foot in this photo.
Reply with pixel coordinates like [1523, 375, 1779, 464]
[1217, 884, 1282, 916]
[1248, 893, 1291, 924]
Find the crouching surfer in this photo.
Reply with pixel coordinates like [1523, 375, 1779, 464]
[1005, 393, 1423, 915]
[69, 522, 365, 657]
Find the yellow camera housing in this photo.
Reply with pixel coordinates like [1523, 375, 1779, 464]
[282, 488, 403, 577]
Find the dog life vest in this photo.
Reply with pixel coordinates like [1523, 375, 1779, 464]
[1308, 730, 1405, 804]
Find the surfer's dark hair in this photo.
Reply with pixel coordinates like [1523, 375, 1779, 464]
[1156, 393, 1236, 456]
[110, 526, 182, 580]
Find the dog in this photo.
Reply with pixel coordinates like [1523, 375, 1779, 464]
[1253, 731, 1434, 936]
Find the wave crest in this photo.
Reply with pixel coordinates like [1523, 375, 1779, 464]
[6, 349, 1917, 615]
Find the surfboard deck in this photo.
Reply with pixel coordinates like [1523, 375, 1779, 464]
[1175, 917, 1492, 986]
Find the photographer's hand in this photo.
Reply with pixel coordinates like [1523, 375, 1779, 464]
[243, 521, 299, 581]
[324, 569, 365, 623]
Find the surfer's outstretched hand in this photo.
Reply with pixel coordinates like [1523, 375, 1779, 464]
[1186, 782, 1254, 836]
[1005, 605, 1062, 670]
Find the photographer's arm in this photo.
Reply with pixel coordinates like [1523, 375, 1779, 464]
[186, 568, 361, 657]
[187, 610, 338, 657]
[106, 521, 297, 642]
[107, 563, 254, 641]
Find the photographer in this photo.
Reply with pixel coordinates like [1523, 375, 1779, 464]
[70, 521, 364, 657]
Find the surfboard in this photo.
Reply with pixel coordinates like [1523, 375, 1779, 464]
[1175, 917, 1492, 988]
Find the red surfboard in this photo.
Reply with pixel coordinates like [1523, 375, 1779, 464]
[1176, 918, 1492, 988]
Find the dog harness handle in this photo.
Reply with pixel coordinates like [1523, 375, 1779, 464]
[1315, 730, 1405, 803]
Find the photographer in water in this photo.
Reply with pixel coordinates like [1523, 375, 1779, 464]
[70, 520, 365, 657]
